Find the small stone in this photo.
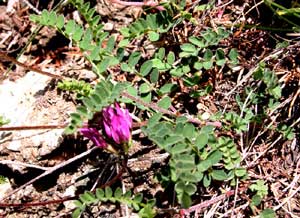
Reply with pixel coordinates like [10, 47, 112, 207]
[37, 129, 64, 157]
[63, 186, 77, 210]
[23, 185, 35, 197]
[103, 22, 114, 31]
[201, 112, 211, 120]
[80, 69, 97, 80]
[6, 140, 21, 151]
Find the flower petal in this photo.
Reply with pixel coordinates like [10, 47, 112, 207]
[80, 127, 107, 148]
[103, 122, 112, 138]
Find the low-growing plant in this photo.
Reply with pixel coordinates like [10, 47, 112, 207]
[249, 180, 275, 218]
[142, 114, 246, 207]
[28, 0, 247, 215]
[30, 7, 119, 77]
[119, 12, 173, 42]
[277, 124, 295, 140]
[0, 175, 8, 184]
[27, 0, 279, 217]
[73, 187, 156, 218]
[0, 115, 10, 126]
[253, 63, 282, 99]
[57, 79, 92, 99]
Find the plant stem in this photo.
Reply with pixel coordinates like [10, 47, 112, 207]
[122, 92, 221, 127]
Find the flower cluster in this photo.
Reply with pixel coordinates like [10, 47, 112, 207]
[102, 103, 132, 144]
[80, 103, 132, 150]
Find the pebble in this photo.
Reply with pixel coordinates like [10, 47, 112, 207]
[103, 22, 114, 31]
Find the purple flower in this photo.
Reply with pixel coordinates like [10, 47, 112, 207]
[80, 127, 107, 148]
[102, 103, 132, 144]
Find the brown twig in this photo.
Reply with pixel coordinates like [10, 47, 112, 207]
[179, 190, 235, 217]
[110, 0, 165, 11]
[0, 52, 63, 79]
[0, 156, 126, 208]
[0, 146, 100, 202]
[0, 196, 76, 208]
[0, 124, 67, 131]
[0, 160, 50, 171]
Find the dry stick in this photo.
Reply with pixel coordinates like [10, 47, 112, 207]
[0, 124, 67, 131]
[0, 196, 77, 208]
[0, 146, 100, 202]
[110, 0, 148, 7]
[0, 52, 63, 79]
[231, 179, 239, 218]
[226, 49, 284, 97]
[179, 190, 235, 217]
[0, 163, 125, 208]
[288, 88, 300, 117]
[22, 0, 41, 14]
[272, 157, 299, 216]
[110, 0, 165, 11]
[219, 202, 249, 218]
[248, 115, 300, 168]
[273, 184, 300, 212]
[0, 122, 143, 132]
[0, 160, 50, 171]
[90, 156, 115, 192]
